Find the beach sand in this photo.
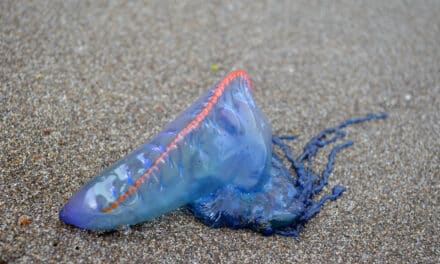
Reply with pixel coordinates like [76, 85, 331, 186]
[1, 1, 438, 262]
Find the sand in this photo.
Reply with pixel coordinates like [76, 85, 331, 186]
[1, 1, 439, 263]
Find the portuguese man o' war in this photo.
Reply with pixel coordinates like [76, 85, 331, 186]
[59, 70, 386, 237]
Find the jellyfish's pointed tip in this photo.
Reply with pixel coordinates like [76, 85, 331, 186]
[59, 188, 117, 231]
[59, 198, 92, 230]
[59, 188, 101, 230]
[59, 202, 73, 225]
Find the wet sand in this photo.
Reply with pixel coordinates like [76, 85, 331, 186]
[1, 1, 438, 263]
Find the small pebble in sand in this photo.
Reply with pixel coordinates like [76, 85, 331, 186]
[18, 215, 31, 226]
[210, 64, 220, 72]
[32, 154, 41, 161]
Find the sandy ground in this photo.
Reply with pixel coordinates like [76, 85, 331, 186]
[1, 1, 439, 263]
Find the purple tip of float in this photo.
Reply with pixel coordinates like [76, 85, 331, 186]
[59, 187, 102, 229]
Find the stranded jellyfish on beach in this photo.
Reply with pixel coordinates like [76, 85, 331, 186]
[60, 70, 386, 237]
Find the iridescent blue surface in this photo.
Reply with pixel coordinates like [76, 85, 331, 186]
[60, 71, 386, 236]
[60, 74, 272, 230]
